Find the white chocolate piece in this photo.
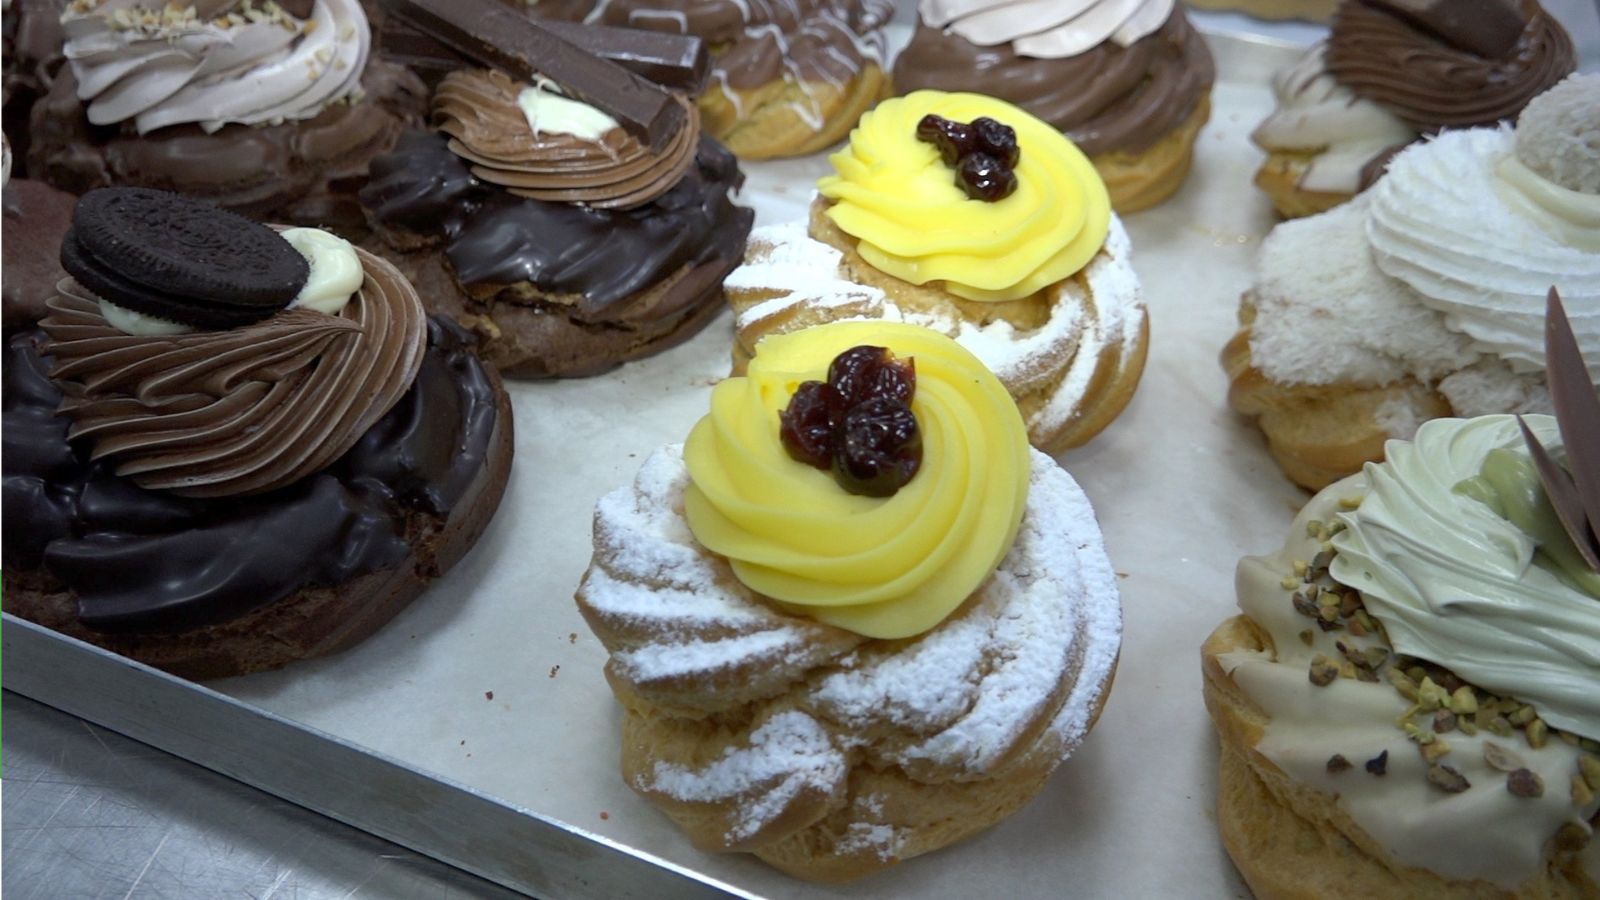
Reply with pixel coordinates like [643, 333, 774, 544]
[517, 78, 621, 141]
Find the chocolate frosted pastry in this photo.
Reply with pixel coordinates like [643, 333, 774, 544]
[2, 174, 77, 330]
[26, 0, 426, 232]
[525, 0, 891, 159]
[1251, 0, 1576, 219]
[892, 0, 1214, 212]
[2, 0, 65, 173]
[361, 67, 754, 377]
[2, 187, 514, 678]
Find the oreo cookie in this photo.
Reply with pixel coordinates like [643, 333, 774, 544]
[61, 188, 309, 329]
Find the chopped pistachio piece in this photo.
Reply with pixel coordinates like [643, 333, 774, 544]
[1449, 686, 1478, 715]
[1483, 742, 1525, 773]
[1526, 718, 1549, 749]
[1327, 754, 1352, 774]
[1506, 768, 1544, 798]
[1579, 755, 1600, 792]
[1308, 655, 1340, 687]
[1426, 764, 1471, 794]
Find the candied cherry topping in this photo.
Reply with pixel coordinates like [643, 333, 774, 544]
[958, 152, 1018, 202]
[834, 398, 922, 498]
[972, 117, 1020, 168]
[778, 345, 923, 496]
[913, 112, 1021, 203]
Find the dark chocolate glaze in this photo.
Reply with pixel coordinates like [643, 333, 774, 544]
[2, 316, 502, 634]
[360, 130, 753, 319]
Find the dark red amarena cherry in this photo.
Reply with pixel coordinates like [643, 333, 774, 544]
[778, 345, 924, 496]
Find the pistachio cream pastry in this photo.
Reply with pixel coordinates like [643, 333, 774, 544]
[892, 0, 1214, 211]
[26, 0, 425, 231]
[575, 320, 1121, 881]
[726, 90, 1147, 455]
[526, 0, 892, 160]
[1250, 0, 1576, 219]
[1225, 74, 1600, 490]
[1203, 296, 1600, 897]
[360, 7, 754, 377]
[1, 187, 513, 678]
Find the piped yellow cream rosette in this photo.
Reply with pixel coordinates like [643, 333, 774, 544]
[683, 321, 1031, 639]
[817, 90, 1112, 303]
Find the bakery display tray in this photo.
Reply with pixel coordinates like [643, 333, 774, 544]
[5, 30, 1311, 900]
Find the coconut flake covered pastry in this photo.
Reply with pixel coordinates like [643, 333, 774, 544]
[1226, 75, 1600, 490]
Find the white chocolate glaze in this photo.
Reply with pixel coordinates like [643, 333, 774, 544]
[1224, 418, 1600, 887]
[1249, 42, 1414, 195]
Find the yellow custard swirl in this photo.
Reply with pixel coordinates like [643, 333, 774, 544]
[683, 321, 1031, 639]
[817, 90, 1111, 303]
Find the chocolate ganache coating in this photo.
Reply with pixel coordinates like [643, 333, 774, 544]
[2, 316, 502, 633]
[891, 9, 1213, 157]
[360, 130, 753, 321]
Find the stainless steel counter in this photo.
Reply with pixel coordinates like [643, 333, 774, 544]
[2, 692, 523, 899]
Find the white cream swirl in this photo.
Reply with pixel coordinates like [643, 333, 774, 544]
[62, 0, 369, 135]
[918, 0, 1173, 57]
[1366, 128, 1600, 374]
[1328, 415, 1600, 738]
[1249, 42, 1415, 194]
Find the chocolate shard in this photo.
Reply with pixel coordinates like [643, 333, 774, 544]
[379, 0, 687, 152]
[1366, 0, 1528, 58]
[381, 16, 710, 95]
[1542, 287, 1600, 568]
[1517, 415, 1600, 571]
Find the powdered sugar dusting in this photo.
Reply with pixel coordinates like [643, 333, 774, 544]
[644, 710, 848, 842]
[580, 445, 1123, 844]
[728, 211, 1146, 444]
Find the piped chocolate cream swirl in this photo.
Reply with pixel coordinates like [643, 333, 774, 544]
[434, 68, 698, 210]
[1326, 0, 1576, 131]
[891, 9, 1212, 157]
[40, 246, 427, 498]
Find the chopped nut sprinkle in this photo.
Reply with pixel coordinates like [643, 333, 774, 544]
[1426, 764, 1471, 794]
[1365, 750, 1389, 776]
[1506, 768, 1544, 799]
[1483, 742, 1525, 773]
[1327, 754, 1352, 774]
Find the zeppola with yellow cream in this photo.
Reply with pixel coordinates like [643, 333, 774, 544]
[576, 320, 1122, 881]
[726, 90, 1148, 455]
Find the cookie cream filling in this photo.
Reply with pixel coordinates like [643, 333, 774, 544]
[62, 0, 370, 134]
[1222, 417, 1600, 887]
[1366, 128, 1600, 375]
[281, 227, 362, 315]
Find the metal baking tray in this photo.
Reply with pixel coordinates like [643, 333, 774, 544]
[6, 28, 1314, 899]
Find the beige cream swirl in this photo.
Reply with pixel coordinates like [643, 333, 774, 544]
[434, 69, 698, 210]
[39, 247, 427, 498]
